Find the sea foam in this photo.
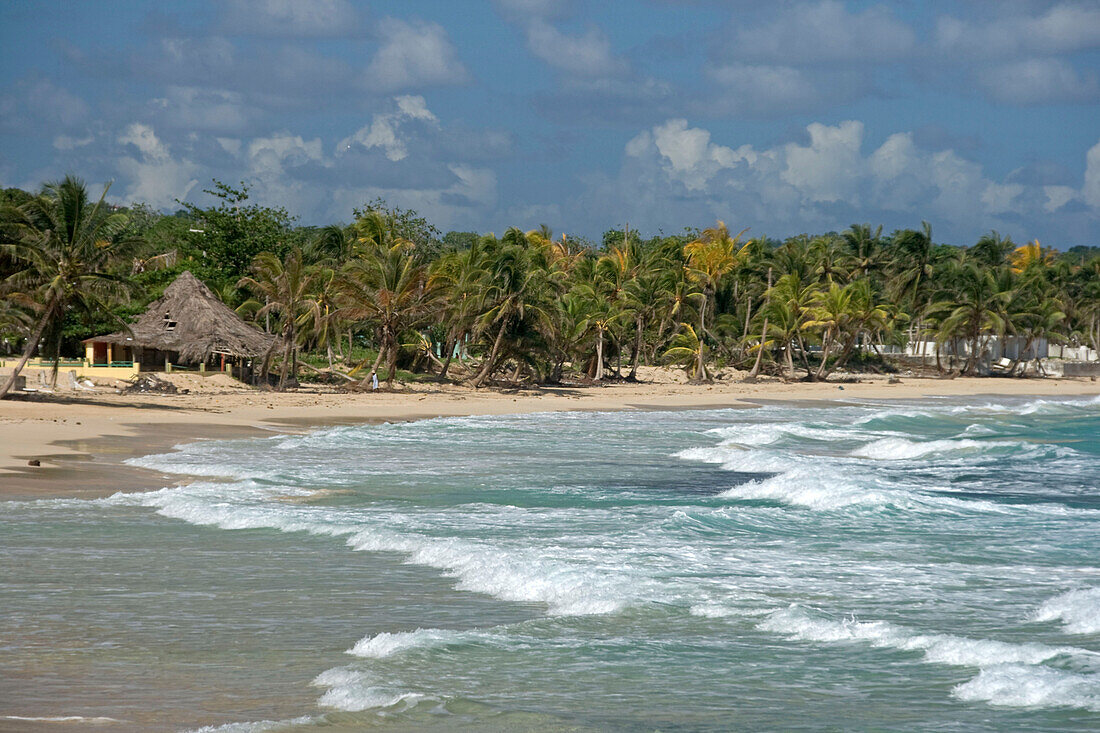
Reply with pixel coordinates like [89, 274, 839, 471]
[1034, 588, 1100, 635]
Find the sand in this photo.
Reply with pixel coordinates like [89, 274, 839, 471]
[1, 368, 1096, 498]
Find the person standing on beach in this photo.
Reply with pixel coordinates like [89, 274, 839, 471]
[371, 371, 379, 391]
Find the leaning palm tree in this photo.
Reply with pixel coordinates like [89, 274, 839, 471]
[238, 247, 320, 390]
[0, 176, 136, 399]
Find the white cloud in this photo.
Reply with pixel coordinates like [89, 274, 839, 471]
[524, 19, 626, 77]
[1084, 139, 1100, 209]
[732, 1, 915, 63]
[119, 123, 169, 161]
[601, 118, 1100, 240]
[633, 119, 747, 191]
[114, 123, 199, 208]
[782, 120, 864, 203]
[364, 19, 469, 92]
[936, 4, 1100, 57]
[247, 133, 323, 175]
[149, 86, 250, 132]
[337, 95, 439, 162]
[977, 58, 1099, 105]
[1043, 185, 1079, 212]
[53, 134, 94, 151]
[222, 0, 358, 36]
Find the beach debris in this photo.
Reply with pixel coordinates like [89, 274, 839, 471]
[123, 374, 178, 394]
[27, 459, 40, 467]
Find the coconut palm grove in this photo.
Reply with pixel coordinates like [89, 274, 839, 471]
[1, 174, 1098, 398]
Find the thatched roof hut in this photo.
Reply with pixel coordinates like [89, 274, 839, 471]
[87, 271, 276, 364]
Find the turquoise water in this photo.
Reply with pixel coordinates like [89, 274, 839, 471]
[3, 396, 1100, 731]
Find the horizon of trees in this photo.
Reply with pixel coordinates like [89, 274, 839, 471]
[2, 176, 1099, 398]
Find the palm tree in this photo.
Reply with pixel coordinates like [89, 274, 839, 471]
[684, 221, 749, 380]
[238, 247, 320, 390]
[843, 223, 883, 279]
[663, 324, 708, 380]
[466, 229, 559, 387]
[931, 262, 1011, 375]
[338, 241, 433, 387]
[1, 176, 136, 399]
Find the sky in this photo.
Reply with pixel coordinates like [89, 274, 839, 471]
[1, 0, 1099, 246]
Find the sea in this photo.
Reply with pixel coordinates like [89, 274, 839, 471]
[2, 395, 1099, 731]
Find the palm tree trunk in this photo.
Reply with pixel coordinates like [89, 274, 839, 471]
[815, 329, 834, 381]
[786, 342, 796, 379]
[696, 295, 708, 380]
[437, 336, 455, 380]
[595, 325, 605, 380]
[628, 315, 643, 380]
[277, 332, 293, 391]
[470, 319, 508, 387]
[747, 269, 772, 380]
[0, 299, 55, 400]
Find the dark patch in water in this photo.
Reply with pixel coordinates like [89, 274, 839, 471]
[928, 489, 1100, 510]
[603, 466, 774, 496]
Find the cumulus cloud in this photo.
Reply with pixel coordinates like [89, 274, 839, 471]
[976, 58, 1099, 105]
[596, 118, 1100, 241]
[222, 0, 359, 36]
[115, 123, 199, 208]
[731, 1, 916, 63]
[337, 95, 439, 161]
[363, 19, 470, 92]
[1084, 139, 1100, 209]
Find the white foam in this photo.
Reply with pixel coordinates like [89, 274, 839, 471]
[719, 467, 900, 510]
[348, 628, 477, 658]
[953, 664, 1100, 711]
[1035, 588, 1100, 635]
[758, 605, 1091, 668]
[186, 716, 317, 733]
[312, 667, 423, 712]
[850, 437, 1017, 460]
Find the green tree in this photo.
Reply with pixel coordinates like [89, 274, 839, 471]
[178, 180, 296, 284]
[1, 177, 137, 399]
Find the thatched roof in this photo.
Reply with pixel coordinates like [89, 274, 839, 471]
[88, 271, 276, 362]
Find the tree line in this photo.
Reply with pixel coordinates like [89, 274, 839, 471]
[2, 176, 1099, 398]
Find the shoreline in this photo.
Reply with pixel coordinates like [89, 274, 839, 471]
[1, 374, 1096, 500]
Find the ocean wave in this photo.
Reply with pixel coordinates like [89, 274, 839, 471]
[718, 468, 899, 510]
[705, 422, 871, 447]
[952, 664, 1100, 711]
[107, 482, 643, 617]
[348, 628, 487, 658]
[758, 605, 1094, 669]
[187, 716, 317, 733]
[1034, 588, 1100, 635]
[850, 437, 1022, 461]
[312, 667, 425, 713]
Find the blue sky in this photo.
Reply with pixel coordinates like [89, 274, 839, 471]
[1, 0, 1099, 245]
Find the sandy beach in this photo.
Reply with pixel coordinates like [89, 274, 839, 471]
[2, 370, 1096, 499]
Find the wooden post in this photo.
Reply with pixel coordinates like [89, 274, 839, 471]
[165, 358, 171, 373]
[107, 344, 114, 365]
[200, 362, 206, 375]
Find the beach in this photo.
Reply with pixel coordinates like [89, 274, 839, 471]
[1, 372, 1097, 497]
[3, 386, 1099, 731]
